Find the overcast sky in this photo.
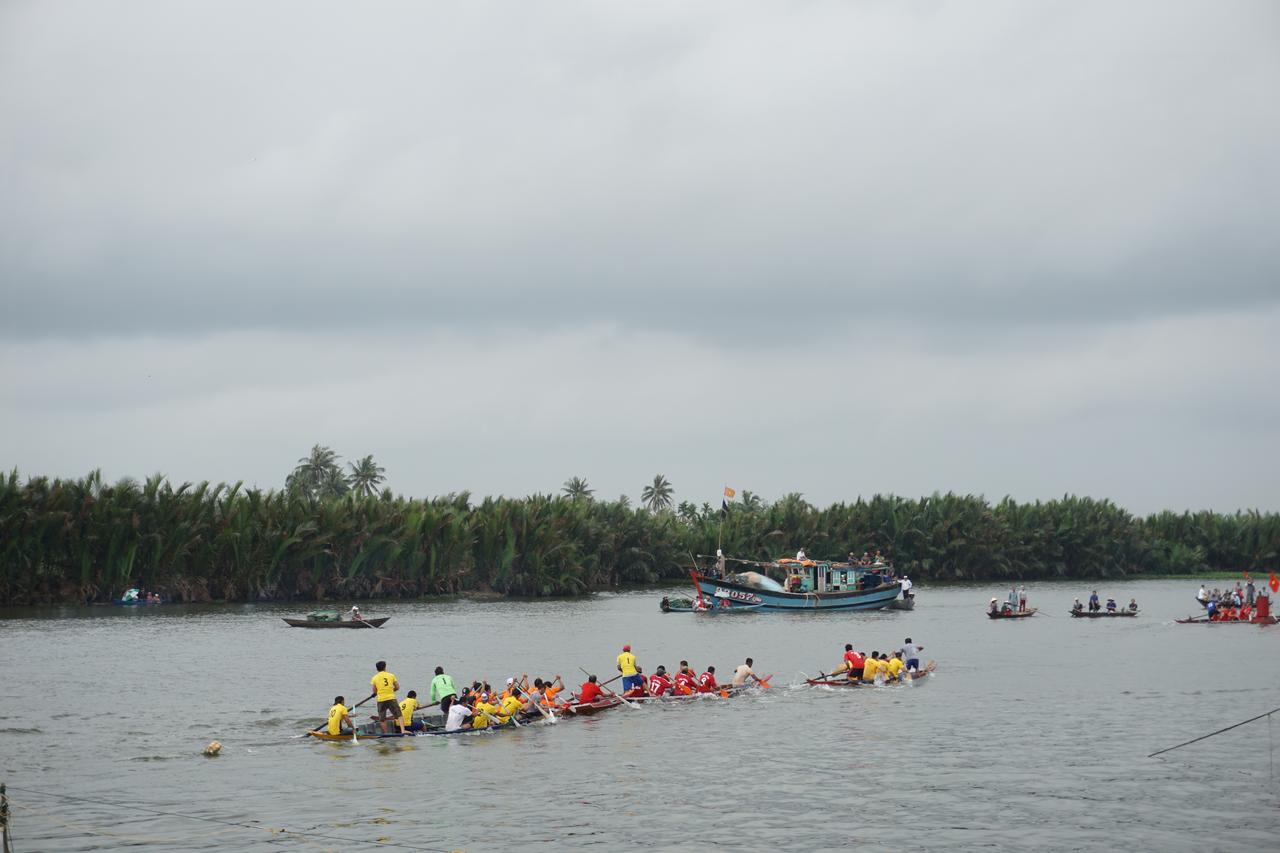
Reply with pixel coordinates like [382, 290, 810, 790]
[2, 0, 1278, 515]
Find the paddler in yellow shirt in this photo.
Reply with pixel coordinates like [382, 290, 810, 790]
[399, 690, 421, 732]
[472, 693, 503, 728]
[370, 660, 401, 734]
[499, 689, 524, 721]
[617, 644, 641, 694]
[884, 653, 905, 682]
[861, 653, 881, 683]
[327, 695, 354, 736]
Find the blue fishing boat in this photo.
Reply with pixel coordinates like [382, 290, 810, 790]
[692, 558, 904, 611]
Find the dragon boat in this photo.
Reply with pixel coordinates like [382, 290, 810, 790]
[804, 660, 936, 687]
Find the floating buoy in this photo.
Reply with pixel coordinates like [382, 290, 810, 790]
[203, 740, 222, 757]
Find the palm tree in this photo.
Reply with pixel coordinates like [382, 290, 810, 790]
[287, 445, 343, 499]
[348, 455, 386, 498]
[562, 477, 594, 500]
[641, 474, 674, 512]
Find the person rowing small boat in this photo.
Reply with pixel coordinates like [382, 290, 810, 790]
[327, 695, 355, 736]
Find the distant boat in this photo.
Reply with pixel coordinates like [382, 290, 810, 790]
[987, 608, 1037, 619]
[1070, 610, 1137, 618]
[283, 616, 390, 629]
[693, 557, 903, 611]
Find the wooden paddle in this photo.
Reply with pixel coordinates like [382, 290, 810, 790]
[355, 615, 381, 629]
[311, 692, 375, 734]
[511, 678, 555, 723]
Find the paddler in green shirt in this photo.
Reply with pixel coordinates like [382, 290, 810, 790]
[429, 666, 459, 718]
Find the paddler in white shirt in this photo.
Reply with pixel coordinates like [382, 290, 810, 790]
[731, 657, 765, 688]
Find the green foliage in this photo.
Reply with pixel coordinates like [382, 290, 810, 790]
[0, 469, 1276, 605]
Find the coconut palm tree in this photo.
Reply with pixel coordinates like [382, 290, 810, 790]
[562, 476, 593, 500]
[347, 455, 386, 498]
[641, 474, 674, 512]
[287, 445, 343, 499]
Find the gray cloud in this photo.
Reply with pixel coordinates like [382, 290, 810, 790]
[3, 1, 1278, 337]
[2, 1, 1278, 513]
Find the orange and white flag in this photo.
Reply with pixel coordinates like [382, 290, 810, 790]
[723, 486, 736, 499]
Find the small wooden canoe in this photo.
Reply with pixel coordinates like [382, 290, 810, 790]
[1070, 610, 1138, 618]
[987, 608, 1037, 619]
[283, 617, 390, 629]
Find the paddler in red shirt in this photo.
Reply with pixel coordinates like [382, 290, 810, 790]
[647, 665, 674, 697]
[836, 643, 865, 681]
[577, 674, 605, 705]
[697, 665, 718, 693]
[673, 661, 698, 695]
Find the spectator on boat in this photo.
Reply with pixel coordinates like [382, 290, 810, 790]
[1105, 598, 1117, 613]
[674, 662, 698, 695]
[648, 666, 674, 697]
[989, 598, 1000, 616]
[430, 666, 459, 719]
[577, 674, 604, 704]
[1128, 598, 1139, 612]
[371, 660, 402, 734]
[1197, 585, 1209, 603]
[1072, 598, 1084, 613]
[698, 666, 719, 693]
[899, 638, 923, 671]
[787, 574, 803, 593]
[732, 658, 764, 687]
[617, 644, 642, 694]
[1018, 585, 1028, 612]
[1247, 579, 1256, 606]
[399, 690, 422, 732]
[1088, 591, 1101, 612]
[796, 548, 807, 561]
[327, 696, 354, 736]
[873, 550, 885, 566]
[445, 695, 474, 732]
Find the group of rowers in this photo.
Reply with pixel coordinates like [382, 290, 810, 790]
[1073, 592, 1138, 613]
[323, 648, 768, 736]
[828, 638, 925, 682]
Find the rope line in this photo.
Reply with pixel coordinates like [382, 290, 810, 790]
[5, 786, 456, 852]
[1148, 707, 1280, 758]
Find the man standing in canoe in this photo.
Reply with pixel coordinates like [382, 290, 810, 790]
[899, 638, 923, 672]
[430, 666, 458, 719]
[327, 695, 354, 736]
[731, 658, 765, 688]
[617, 644, 641, 694]
[371, 660, 401, 734]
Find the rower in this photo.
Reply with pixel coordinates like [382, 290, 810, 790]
[698, 665, 718, 693]
[899, 638, 923, 672]
[499, 687, 524, 720]
[445, 695, 474, 732]
[327, 695, 354, 736]
[834, 643, 864, 681]
[522, 678, 545, 712]
[989, 598, 1000, 616]
[1105, 598, 1117, 613]
[731, 657, 764, 688]
[1128, 598, 1139, 612]
[648, 665, 674, 697]
[885, 652, 905, 681]
[862, 652, 880, 682]
[400, 690, 422, 732]
[673, 661, 698, 695]
[577, 674, 605, 704]
[1072, 598, 1084, 613]
[472, 693, 503, 728]
[370, 660, 401, 734]
[347, 605, 362, 622]
[617, 644, 642, 695]
[430, 666, 459, 719]
[540, 675, 564, 707]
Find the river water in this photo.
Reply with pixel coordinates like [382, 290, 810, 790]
[2, 579, 1278, 851]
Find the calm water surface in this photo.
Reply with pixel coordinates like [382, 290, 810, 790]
[2, 580, 1279, 851]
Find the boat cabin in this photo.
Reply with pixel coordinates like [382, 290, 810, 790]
[777, 559, 889, 594]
